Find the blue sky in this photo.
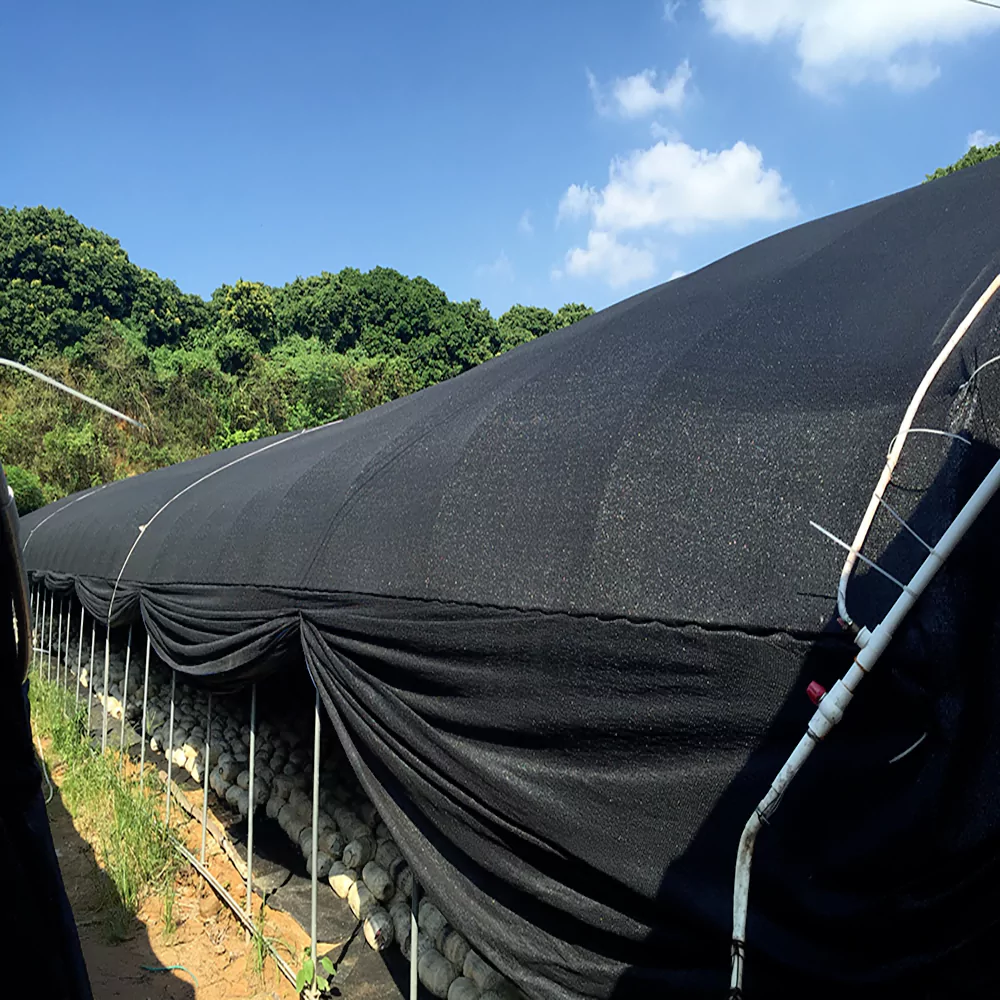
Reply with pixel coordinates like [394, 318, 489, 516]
[3, 0, 999, 315]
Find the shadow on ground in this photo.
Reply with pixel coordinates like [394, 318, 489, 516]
[44, 775, 198, 1000]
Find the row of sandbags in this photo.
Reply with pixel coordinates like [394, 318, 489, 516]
[50, 616, 524, 1000]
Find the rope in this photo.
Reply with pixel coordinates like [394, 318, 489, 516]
[106, 420, 339, 629]
[140, 964, 199, 987]
[21, 484, 108, 554]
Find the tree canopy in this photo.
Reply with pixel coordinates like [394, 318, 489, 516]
[0, 206, 594, 507]
[925, 139, 1000, 182]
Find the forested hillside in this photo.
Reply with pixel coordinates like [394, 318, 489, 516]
[0, 206, 592, 512]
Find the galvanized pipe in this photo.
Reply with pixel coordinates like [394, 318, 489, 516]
[410, 878, 419, 1000]
[311, 688, 321, 973]
[101, 629, 111, 752]
[37, 587, 46, 666]
[56, 599, 63, 689]
[75, 605, 85, 709]
[166, 671, 176, 825]
[201, 692, 212, 864]
[64, 598, 72, 676]
[119, 625, 133, 756]
[86, 621, 96, 738]
[246, 683, 257, 914]
[47, 592, 54, 680]
[139, 636, 151, 792]
[30, 584, 37, 656]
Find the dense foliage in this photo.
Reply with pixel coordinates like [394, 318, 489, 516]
[0, 206, 593, 509]
[925, 139, 1000, 181]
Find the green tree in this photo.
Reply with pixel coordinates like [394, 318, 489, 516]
[555, 302, 595, 329]
[4, 464, 45, 514]
[925, 140, 1000, 182]
[0, 204, 592, 507]
[213, 280, 277, 374]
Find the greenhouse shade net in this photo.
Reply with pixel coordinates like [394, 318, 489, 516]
[21, 157, 1000, 999]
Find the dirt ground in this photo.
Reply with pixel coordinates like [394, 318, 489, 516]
[45, 758, 304, 1000]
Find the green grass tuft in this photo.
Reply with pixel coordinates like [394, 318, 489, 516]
[30, 663, 180, 942]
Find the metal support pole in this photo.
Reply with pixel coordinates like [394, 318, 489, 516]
[101, 628, 111, 752]
[246, 683, 257, 914]
[37, 587, 46, 670]
[201, 692, 212, 864]
[410, 878, 419, 1000]
[56, 599, 63, 689]
[29, 584, 35, 667]
[201, 691, 212, 864]
[47, 592, 54, 680]
[311, 688, 321, 972]
[166, 671, 176, 825]
[119, 624, 133, 756]
[86, 621, 96, 738]
[64, 599, 72, 675]
[139, 636, 151, 792]
[75, 605, 85, 709]
[30, 584, 38, 661]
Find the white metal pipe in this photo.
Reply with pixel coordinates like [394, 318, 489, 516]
[119, 624, 133, 756]
[64, 599, 72, 674]
[0, 358, 145, 428]
[30, 584, 37, 656]
[33, 587, 43, 668]
[86, 622, 96, 737]
[139, 636, 151, 792]
[201, 692, 212, 864]
[101, 630, 111, 752]
[56, 600, 64, 691]
[837, 271, 1000, 632]
[246, 683, 257, 914]
[311, 688, 321, 973]
[47, 592, 54, 680]
[75, 605, 84, 709]
[410, 879, 419, 1000]
[57, 602, 62, 687]
[731, 452, 1000, 994]
[166, 671, 176, 825]
[36, 588, 44, 665]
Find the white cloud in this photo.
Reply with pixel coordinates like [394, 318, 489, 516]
[701, 0, 999, 94]
[663, 1, 683, 23]
[476, 252, 514, 281]
[669, 269, 687, 280]
[586, 69, 607, 114]
[612, 61, 692, 117]
[578, 138, 798, 236]
[588, 60, 692, 118]
[883, 59, 940, 92]
[557, 138, 795, 288]
[518, 210, 534, 236]
[969, 129, 1000, 149]
[557, 183, 599, 223]
[562, 231, 656, 288]
[650, 121, 681, 142]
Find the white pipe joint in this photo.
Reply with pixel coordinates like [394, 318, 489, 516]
[807, 676, 859, 740]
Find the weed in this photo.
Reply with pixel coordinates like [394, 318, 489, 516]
[162, 882, 177, 937]
[30, 668, 180, 942]
[296, 946, 335, 997]
[247, 897, 294, 986]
